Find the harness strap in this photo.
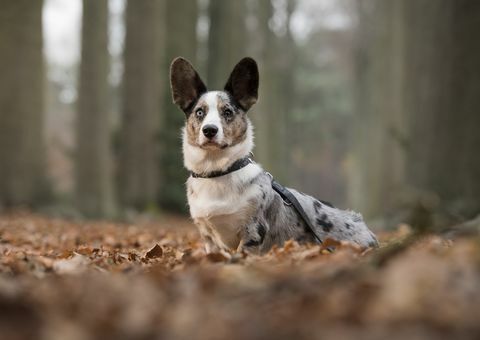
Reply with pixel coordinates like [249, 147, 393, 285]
[271, 179, 324, 245]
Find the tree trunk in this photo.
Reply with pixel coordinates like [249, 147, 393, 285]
[250, 0, 294, 183]
[351, 0, 480, 222]
[0, 0, 48, 207]
[160, 0, 198, 212]
[275, 0, 297, 182]
[450, 0, 480, 216]
[250, 0, 276, 174]
[76, 0, 113, 217]
[403, 0, 480, 220]
[118, 0, 163, 210]
[207, 0, 247, 88]
[350, 0, 408, 218]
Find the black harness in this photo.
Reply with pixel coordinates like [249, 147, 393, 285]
[270, 179, 324, 244]
[190, 157, 325, 244]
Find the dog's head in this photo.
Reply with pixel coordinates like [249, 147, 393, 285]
[170, 57, 259, 150]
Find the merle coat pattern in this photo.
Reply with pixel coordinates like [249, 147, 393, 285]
[170, 57, 378, 254]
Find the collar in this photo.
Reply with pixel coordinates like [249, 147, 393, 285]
[190, 157, 252, 179]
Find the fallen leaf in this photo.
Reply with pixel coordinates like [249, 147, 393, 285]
[321, 238, 342, 252]
[145, 244, 163, 259]
[206, 252, 229, 263]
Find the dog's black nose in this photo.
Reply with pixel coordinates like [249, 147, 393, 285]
[202, 125, 218, 139]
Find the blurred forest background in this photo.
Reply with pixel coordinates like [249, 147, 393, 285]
[0, 0, 478, 228]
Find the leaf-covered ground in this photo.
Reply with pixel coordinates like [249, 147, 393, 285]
[1, 212, 480, 340]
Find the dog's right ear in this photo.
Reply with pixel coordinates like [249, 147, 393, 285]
[170, 57, 207, 114]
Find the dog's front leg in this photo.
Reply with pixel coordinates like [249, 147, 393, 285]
[196, 222, 224, 254]
[238, 218, 269, 254]
[202, 234, 218, 254]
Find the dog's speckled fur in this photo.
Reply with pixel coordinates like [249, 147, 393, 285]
[171, 57, 378, 254]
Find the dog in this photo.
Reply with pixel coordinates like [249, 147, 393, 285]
[170, 57, 378, 254]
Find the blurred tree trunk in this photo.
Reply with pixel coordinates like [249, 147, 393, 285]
[276, 0, 297, 182]
[0, 0, 49, 207]
[349, 0, 407, 218]
[118, 0, 163, 210]
[251, 0, 294, 182]
[403, 0, 480, 220]
[207, 0, 247, 88]
[251, 0, 277, 175]
[76, 0, 113, 217]
[351, 0, 480, 222]
[160, 0, 198, 212]
[401, 0, 453, 216]
[450, 0, 480, 217]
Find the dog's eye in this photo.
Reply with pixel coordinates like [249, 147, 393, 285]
[195, 108, 205, 118]
[223, 108, 233, 116]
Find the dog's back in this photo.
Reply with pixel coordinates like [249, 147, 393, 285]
[235, 170, 378, 253]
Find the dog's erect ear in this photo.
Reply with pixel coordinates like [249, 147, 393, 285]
[224, 57, 259, 111]
[170, 57, 207, 114]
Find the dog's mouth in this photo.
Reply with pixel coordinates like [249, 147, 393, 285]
[199, 141, 229, 150]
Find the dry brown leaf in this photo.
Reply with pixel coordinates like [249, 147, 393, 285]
[206, 252, 229, 263]
[145, 244, 163, 259]
[321, 238, 342, 251]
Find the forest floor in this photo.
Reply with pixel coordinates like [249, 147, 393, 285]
[1, 212, 480, 340]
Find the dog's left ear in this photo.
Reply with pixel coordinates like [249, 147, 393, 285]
[224, 57, 259, 111]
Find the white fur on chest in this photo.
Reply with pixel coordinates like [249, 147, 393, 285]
[187, 163, 263, 219]
[182, 113, 258, 250]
